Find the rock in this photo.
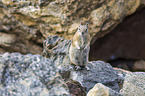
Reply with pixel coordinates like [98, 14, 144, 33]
[0, 30, 43, 54]
[90, 8, 145, 61]
[42, 35, 72, 71]
[113, 68, 131, 78]
[0, 52, 70, 96]
[113, 68, 131, 89]
[87, 83, 124, 96]
[0, 33, 16, 46]
[43, 35, 120, 92]
[70, 61, 120, 92]
[132, 60, 145, 71]
[2, 33, 145, 95]
[1, 0, 140, 39]
[120, 72, 145, 95]
[66, 79, 86, 96]
[0, 0, 140, 54]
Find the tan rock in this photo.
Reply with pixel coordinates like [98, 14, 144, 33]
[0, 0, 141, 53]
[133, 60, 145, 71]
[87, 83, 109, 96]
[0, 0, 140, 40]
[0, 33, 16, 46]
[87, 83, 123, 96]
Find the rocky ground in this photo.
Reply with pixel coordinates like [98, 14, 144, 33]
[0, 0, 145, 96]
[0, 35, 145, 96]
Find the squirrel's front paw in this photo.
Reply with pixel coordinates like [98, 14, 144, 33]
[76, 46, 81, 50]
[74, 66, 81, 70]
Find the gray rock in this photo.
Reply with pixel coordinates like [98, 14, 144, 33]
[70, 61, 120, 92]
[0, 52, 70, 96]
[120, 72, 145, 96]
[0, 70, 49, 96]
[43, 35, 72, 71]
[113, 68, 131, 78]
[113, 68, 131, 90]
[87, 83, 124, 96]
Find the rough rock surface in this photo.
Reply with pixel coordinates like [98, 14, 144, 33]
[87, 83, 124, 96]
[113, 68, 145, 95]
[120, 72, 145, 95]
[0, 0, 140, 54]
[113, 68, 131, 89]
[42, 35, 71, 71]
[69, 61, 120, 92]
[0, 52, 70, 96]
[0, 31, 43, 54]
[0, 35, 121, 95]
[113, 68, 131, 78]
[0, 0, 140, 39]
[43, 35, 120, 92]
[66, 79, 86, 96]
[1, 34, 145, 95]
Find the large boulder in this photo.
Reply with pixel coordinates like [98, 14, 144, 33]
[0, 52, 70, 96]
[0, 0, 140, 54]
[70, 61, 120, 92]
[0, 0, 140, 39]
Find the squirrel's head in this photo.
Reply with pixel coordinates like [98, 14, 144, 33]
[77, 24, 88, 35]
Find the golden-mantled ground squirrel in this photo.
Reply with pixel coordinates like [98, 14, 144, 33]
[69, 24, 91, 69]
